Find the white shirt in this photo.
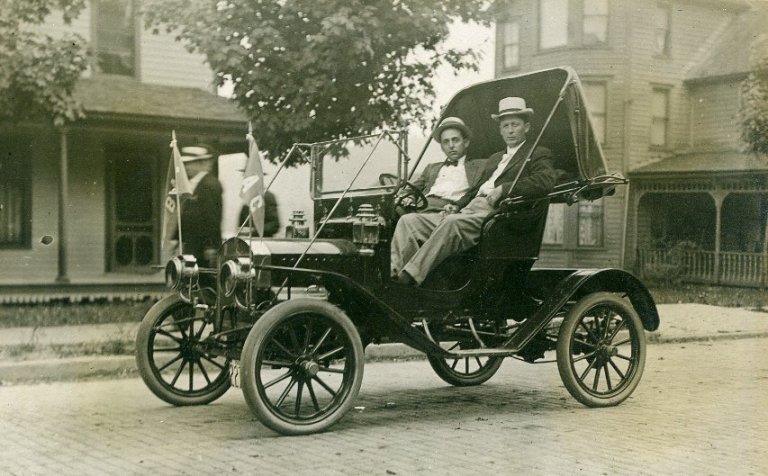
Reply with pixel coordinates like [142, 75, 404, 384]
[426, 156, 471, 202]
[478, 141, 525, 196]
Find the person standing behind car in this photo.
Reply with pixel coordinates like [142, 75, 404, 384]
[179, 144, 223, 267]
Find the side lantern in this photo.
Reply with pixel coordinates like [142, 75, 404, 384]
[219, 257, 256, 298]
[165, 255, 199, 302]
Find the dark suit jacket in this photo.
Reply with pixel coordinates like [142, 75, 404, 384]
[238, 190, 280, 237]
[412, 158, 486, 204]
[456, 142, 557, 209]
[180, 173, 223, 263]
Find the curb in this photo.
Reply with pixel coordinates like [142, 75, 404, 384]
[3, 331, 768, 385]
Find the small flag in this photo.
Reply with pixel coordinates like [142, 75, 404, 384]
[170, 130, 193, 199]
[240, 123, 266, 236]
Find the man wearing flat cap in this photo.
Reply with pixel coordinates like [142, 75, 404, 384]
[390, 116, 485, 277]
[179, 144, 223, 267]
[394, 97, 558, 286]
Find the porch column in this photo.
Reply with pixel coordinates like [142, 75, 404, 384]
[712, 191, 726, 285]
[56, 127, 70, 283]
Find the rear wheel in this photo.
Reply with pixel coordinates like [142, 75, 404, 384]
[427, 322, 504, 386]
[240, 299, 364, 435]
[557, 292, 646, 407]
[136, 295, 230, 406]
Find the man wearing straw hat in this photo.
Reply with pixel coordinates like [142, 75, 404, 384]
[392, 97, 558, 286]
[179, 144, 223, 266]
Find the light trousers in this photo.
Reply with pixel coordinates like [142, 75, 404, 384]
[390, 196, 494, 285]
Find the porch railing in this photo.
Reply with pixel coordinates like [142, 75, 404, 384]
[636, 248, 767, 287]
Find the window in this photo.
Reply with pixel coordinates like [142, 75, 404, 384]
[0, 137, 31, 248]
[543, 203, 565, 245]
[654, 4, 671, 55]
[578, 199, 603, 246]
[93, 0, 136, 76]
[583, 81, 607, 144]
[583, 0, 608, 45]
[106, 144, 158, 271]
[540, 0, 569, 49]
[501, 21, 520, 69]
[651, 87, 670, 147]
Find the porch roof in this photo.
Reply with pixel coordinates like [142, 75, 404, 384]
[629, 150, 768, 176]
[73, 76, 246, 124]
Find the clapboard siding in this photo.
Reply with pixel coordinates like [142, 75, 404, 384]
[689, 80, 743, 150]
[139, 28, 213, 90]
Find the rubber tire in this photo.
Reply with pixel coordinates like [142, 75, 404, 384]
[428, 342, 503, 387]
[136, 295, 230, 406]
[240, 299, 365, 435]
[557, 292, 646, 407]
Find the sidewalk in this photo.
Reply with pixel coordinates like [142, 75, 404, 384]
[1, 303, 767, 384]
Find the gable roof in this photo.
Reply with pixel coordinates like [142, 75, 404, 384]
[73, 76, 246, 124]
[629, 150, 768, 176]
[686, 6, 768, 81]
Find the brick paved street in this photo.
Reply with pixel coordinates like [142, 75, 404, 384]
[1, 338, 767, 475]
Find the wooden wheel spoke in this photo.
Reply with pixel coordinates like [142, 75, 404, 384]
[314, 327, 333, 352]
[450, 359, 459, 370]
[603, 363, 613, 391]
[294, 380, 304, 415]
[188, 359, 194, 391]
[573, 338, 597, 349]
[311, 374, 337, 397]
[571, 351, 597, 363]
[200, 355, 226, 370]
[262, 360, 294, 368]
[615, 353, 632, 361]
[263, 369, 294, 389]
[317, 345, 344, 361]
[613, 337, 632, 347]
[288, 324, 301, 353]
[197, 361, 212, 385]
[608, 358, 626, 379]
[270, 338, 298, 360]
[317, 366, 345, 374]
[153, 347, 182, 353]
[579, 356, 598, 380]
[463, 357, 470, 374]
[591, 362, 601, 391]
[607, 319, 627, 342]
[154, 329, 183, 343]
[306, 381, 321, 412]
[474, 356, 483, 369]
[170, 360, 187, 386]
[274, 378, 298, 408]
[578, 321, 599, 343]
[157, 354, 183, 372]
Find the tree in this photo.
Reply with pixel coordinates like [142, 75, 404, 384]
[145, 0, 493, 163]
[0, 0, 90, 127]
[741, 34, 768, 156]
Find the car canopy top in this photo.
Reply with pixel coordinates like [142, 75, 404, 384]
[423, 67, 610, 192]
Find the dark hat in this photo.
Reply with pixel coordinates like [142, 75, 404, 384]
[432, 116, 472, 141]
[491, 97, 534, 121]
[181, 145, 214, 163]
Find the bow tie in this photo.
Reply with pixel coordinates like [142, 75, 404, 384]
[444, 159, 459, 167]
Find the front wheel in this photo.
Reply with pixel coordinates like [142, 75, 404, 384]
[240, 299, 365, 435]
[136, 295, 230, 406]
[427, 322, 504, 386]
[557, 292, 646, 407]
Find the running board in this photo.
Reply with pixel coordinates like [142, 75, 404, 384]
[445, 348, 520, 358]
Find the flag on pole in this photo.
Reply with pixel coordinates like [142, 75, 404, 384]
[240, 123, 266, 237]
[161, 131, 194, 258]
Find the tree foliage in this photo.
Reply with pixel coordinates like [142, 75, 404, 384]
[145, 0, 493, 163]
[741, 34, 768, 155]
[0, 0, 90, 126]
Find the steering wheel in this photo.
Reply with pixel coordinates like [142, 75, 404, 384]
[378, 173, 428, 213]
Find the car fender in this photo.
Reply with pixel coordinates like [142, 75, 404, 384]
[503, 268, 659, 351]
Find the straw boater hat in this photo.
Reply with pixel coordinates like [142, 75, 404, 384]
[491, 97, 534, 121]
[432, 116, 472, 141]
[181, 145, 214, 163]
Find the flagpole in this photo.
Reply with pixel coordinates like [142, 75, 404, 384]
[172, 130, 184, 256]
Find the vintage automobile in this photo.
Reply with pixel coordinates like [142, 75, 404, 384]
[136, 67, 660, 436]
